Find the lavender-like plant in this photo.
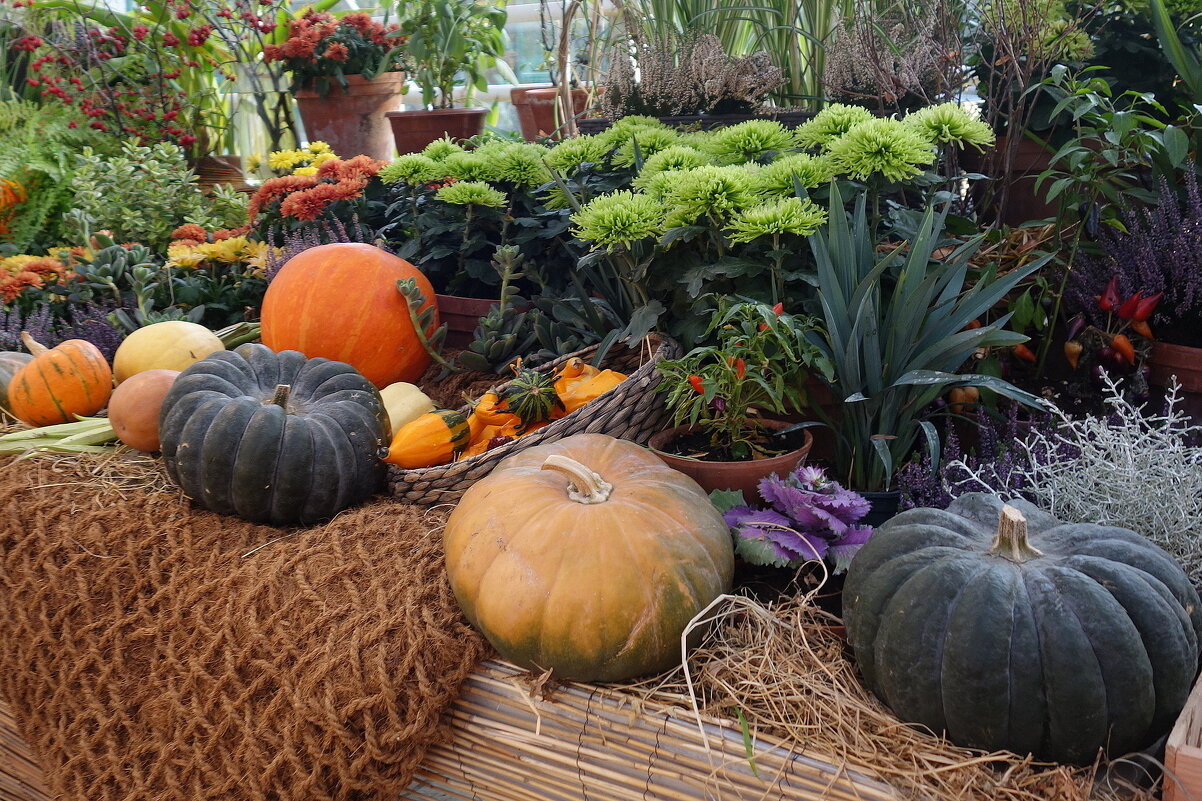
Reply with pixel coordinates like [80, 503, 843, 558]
[1066, 169, 1202, 347]
[718, 466, 874, 574]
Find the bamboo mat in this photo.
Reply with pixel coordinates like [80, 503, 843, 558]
[3, 661, 899, 801]
[0, 700, 46, 801]
[402, 660, 900, 801]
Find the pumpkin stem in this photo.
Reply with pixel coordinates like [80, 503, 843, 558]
[540, 454, 613, 504]
[989, 505, 1044, 563]
[19, 331, 48, 357]
[267, 384, 291, 409]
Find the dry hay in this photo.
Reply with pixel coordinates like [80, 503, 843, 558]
[633, 588, 1161, 801]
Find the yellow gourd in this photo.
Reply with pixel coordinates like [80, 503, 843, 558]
[558, 369, 627, 413]
[379, 382, 435, 436]
[552, 357, 601, 399]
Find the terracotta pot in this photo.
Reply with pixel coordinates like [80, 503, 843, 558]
[962, 134, 1058, 227]
[436, 294, 499, 349]
[647, 421, 814, 501]
[295, 72, 404, 161]
[510, 85, 551, 141]
[1149, 341, 1202, 393]
[385, 107, 488, 155]
[521, 86, 588, 141]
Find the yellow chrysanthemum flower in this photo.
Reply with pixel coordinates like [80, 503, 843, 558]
[307, 141, 334, 155]
[267, 149, 304, 171]
[292, 165, 319, 176]
[166, 242, 206, 269]
[312, 151, 338, 166]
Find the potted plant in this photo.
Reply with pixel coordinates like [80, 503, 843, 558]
[648, 297, 831, 499]
[265, 10, 409, 161]
[793, 182, 1054, 518]
[384, 0, 508, 154]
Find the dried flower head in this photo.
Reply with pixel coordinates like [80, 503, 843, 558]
[826, 118, 935, 182]
[570, 190, 665, 250]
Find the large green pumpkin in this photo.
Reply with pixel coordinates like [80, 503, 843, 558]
[0, 351, 34, 418]
[843, 493, 1202, 765]
[158, 343, 389, 525]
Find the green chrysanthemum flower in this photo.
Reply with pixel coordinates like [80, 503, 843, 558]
[545, 136, 608, 172]
[607, 115, 668, 134]
[633, 169, 686, 200]
[435, 181, 507, 207]
[605, 126, 681, 168]
[827, 118, 935, 183]
[440, 151, 500, 182]
[903, 102, 995, 152]
[662, 165, 758, 228]
[702, 120, 797, 164]
[794, 104, 875, 149]
[379, 154, 441, 185]
[570, 190, 665, 250]
[754, 154, 836, 197]
[421, 137, 464, 160]
[492, 143, 552, 188]
[725, 196, 828, 243]
[635, 146, 714, 183]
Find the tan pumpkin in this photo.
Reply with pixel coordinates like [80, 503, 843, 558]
[112, 321, 224, 384]
[0, 351, 34, 418]
[107, 369, 180, 452]
[444, 433, 735, 682]
[7, 332, 113, 427]
[379, 381, 435, 436]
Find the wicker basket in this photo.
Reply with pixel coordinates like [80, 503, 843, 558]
[387, 333, 682, 505]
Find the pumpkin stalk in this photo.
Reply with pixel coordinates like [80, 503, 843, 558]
[989, 505, 1044, 563]
[267, 384, 291, 409]
[540, 454, 613, 504]
[18, 331, 48, 357]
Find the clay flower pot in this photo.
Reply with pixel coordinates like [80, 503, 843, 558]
[511, 86, 589, 141]
[648, 420, 814, 501]
[294, 72, 405, 161]
[385, 107, 488, 154]
[435, 294, 499, 349]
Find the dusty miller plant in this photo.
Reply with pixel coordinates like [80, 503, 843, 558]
[946, 375, 1202, 578]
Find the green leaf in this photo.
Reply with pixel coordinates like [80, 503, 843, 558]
[709, 488, 747, 514]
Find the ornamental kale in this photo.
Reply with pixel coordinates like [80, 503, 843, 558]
[717, 466, 874, 574]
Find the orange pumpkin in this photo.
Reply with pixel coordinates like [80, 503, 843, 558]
[7, 332, 113, 426]
[260, 243, 438, 388]
[107, 369, 180, 452]
[444, 434, 735, 681]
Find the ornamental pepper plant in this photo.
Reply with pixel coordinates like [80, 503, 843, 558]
[654, 297, 832, 461]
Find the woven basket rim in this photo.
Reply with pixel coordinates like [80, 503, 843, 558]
[388, 333, 679, 489]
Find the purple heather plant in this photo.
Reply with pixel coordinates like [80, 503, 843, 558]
[1, 301, 125, 360]
[719, 465, 874, 574]
[1066, 169, 1202, 347]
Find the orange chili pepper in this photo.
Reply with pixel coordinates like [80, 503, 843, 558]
[1013, 343, 1037, 363]
[1063, 340, 1083, 370]
[1111, 334, 1136, 366]
[688, 375, 705, 394]
[1129, 320, 1154, 340]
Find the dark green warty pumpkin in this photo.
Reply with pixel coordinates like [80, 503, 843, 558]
[158, 343, 389, 525]
[842, 493, 1202, 765]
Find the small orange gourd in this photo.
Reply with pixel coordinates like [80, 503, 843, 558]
[7, 332, 113, 426]
[557, 369, 627, 413]
[384, 409, 470, 468]
[552, 357, 600, 398]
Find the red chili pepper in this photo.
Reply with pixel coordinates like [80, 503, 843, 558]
[1116, 291, 1143, 320]
[688, 375, 705, 394]
[1098, 276, 1122, 311]
[734, 358, 746, 379]
[1111, 334, 1136, 366]
[1013, 343, 1037, 363]
[771, 302, 784, 314]
[1130, 320, 1154, 340]
[963, 319, 982, 331]
[1133, 291, 1163, 322]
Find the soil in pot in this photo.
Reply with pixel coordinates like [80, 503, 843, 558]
[648, 421, 814, 501]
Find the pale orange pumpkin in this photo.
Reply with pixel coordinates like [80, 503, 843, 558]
[259, 243, 438, 388]
[444, 433, 735, 682]
[7, 332, 113, 426]
[107, 369, 180, 452]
